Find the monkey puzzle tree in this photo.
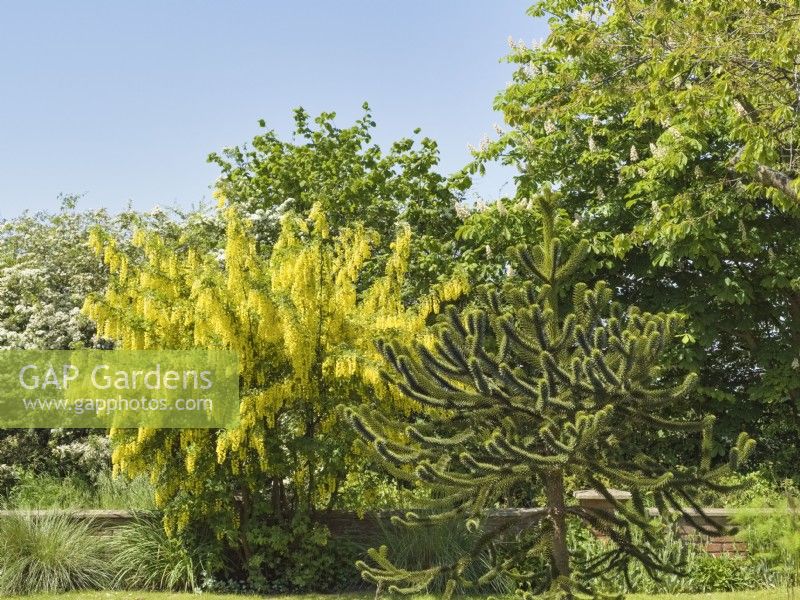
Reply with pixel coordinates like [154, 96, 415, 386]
[346, 191, 755, 599]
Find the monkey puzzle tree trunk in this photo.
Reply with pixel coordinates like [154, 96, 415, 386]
[544, 471, 570, 582]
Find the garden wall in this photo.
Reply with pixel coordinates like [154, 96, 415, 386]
[316, 505, 745, 557]
[0, 494, 747, 557]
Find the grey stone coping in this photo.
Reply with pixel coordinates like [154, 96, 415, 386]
[573, 488, 632, 501]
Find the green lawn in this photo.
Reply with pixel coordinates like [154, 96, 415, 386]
[10, 591, 793, 600]
[629, 593, 790, 600]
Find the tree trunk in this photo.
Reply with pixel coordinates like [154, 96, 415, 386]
[544, 472, 571, 582]
[237, 485, 253, 567]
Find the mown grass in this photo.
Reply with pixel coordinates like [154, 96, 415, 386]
[10, 590, 795, 600]
[629, 591, 790, 600]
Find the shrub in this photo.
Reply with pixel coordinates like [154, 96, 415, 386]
[9, 470, 155, 510]
[688, 552, 772, 593]
[198, 514, 364, 594]
[0, 511, 112, 594]
[569, 523, 775, 595]
[9, 473, 93, 508]
[734, 482, 800, 589]
[108, 514, 201, 592]
[693, 470, 785, 508]
[372, 519, 515, 595]
[247, 515, 361, 593]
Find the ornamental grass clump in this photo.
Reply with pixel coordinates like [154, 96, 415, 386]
[108, 514, 201, 592]
[0, 511, 112, 594]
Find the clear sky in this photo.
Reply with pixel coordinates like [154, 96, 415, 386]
[0, 1, 547, 219]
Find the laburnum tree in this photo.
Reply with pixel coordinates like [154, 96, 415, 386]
[83, 199, 468, 587]
[346, 192, 754, 599]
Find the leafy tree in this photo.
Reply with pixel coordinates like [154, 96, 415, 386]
[209, 105, 471, 297]
[83, 199, 468, 587]
[346, 193, 754, 599]
[455, 197, 601, 286]
[472, 0, 800, 475]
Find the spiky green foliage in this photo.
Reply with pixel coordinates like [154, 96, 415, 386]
[0, 511, 112, 594]
[346, 191, 755, 599]
[108, 515, 202, 592]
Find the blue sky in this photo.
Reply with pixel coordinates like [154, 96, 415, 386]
[0, 2, 546, 219]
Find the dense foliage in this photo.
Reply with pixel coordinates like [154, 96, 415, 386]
[734, 481, 800, 590]
[0, 202, 121, 497]
[209, 105, 471, 297]
[84, 198, 468, 587]
[475, 0, 800, 476]
[348, 194, 754, 599]
[569, 525, 776, 595]
[3, 2, 800, 596]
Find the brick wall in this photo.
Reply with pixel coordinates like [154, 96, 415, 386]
[0, 498, 751, 557]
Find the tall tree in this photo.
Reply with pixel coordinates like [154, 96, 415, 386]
[347, 192, 754, 599]
[472, 0, 800, 475]
[84, 199, 468, 586]
[209, 105, 471, 298]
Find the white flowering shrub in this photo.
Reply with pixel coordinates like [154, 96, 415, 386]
[0, 206, 108, 350]
[0, 200, 191, 499]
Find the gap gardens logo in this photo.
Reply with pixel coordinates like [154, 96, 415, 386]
[0, 349, 239, 428]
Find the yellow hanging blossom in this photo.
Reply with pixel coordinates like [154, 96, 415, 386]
[83, 201, 469, 537]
